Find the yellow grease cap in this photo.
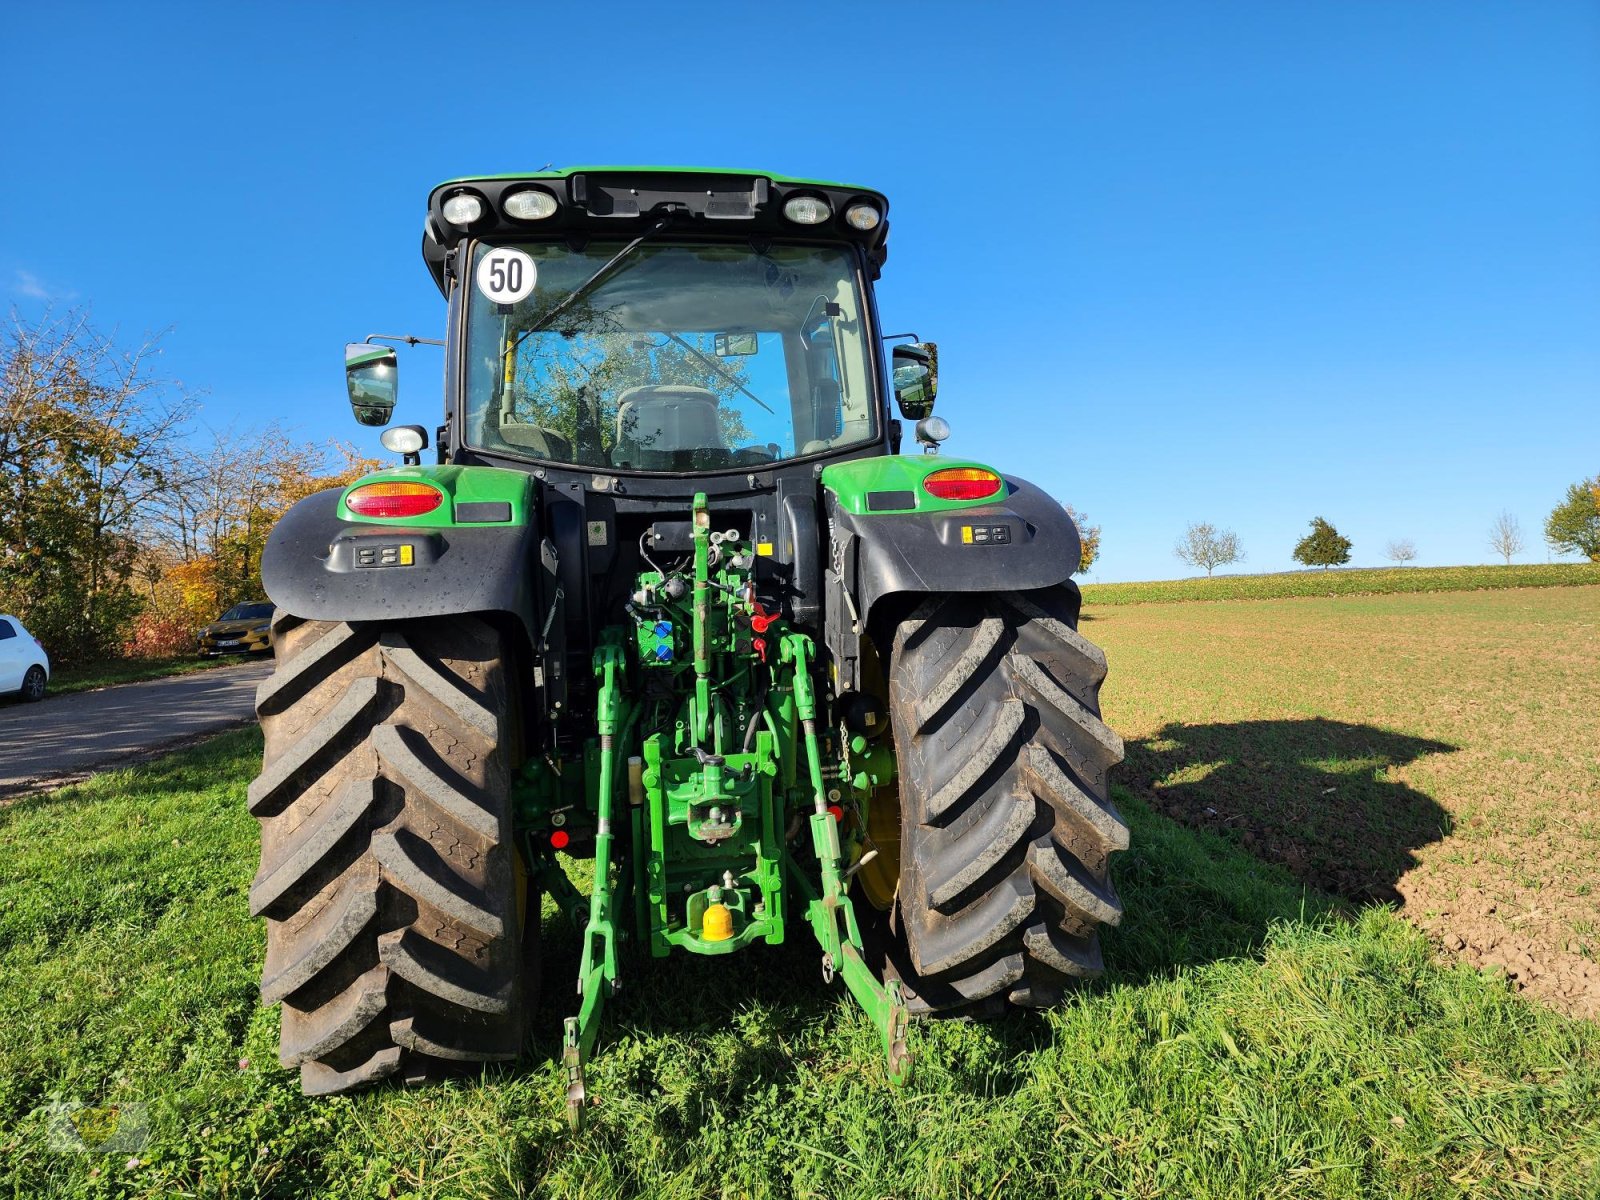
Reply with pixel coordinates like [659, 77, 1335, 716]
[701, 903, 734, 942]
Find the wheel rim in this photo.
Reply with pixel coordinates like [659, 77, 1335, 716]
[858, 782, 902, 910]
[24, 668, 45, 699]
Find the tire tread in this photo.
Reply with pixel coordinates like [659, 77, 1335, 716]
[888, 586, 1126, 1013]
[251, 615, 525, 1095]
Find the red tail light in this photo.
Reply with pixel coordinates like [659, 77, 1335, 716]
[923, 468, 1002, 502]
[345, 481, 444, 519]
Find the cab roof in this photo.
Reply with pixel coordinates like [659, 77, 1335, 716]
[422, 166, 890, 295]
[434, 164, 879, 192]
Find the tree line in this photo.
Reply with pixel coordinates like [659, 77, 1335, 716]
[0, 310, 379, 665]
[1170, 478, 1600, 578]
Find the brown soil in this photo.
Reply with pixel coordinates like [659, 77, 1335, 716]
[1089, 585, 1600, 1019]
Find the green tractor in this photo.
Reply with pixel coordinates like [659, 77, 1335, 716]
[250, 167, 1125, 1120]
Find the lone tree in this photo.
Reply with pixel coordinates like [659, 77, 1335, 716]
[1545, 474, 1600, 562]
[1488, 510, 1524, 565]
[1385, 538, 1417, 565]
[1292, 517, 1352, 569]
[1064, 503, 1102, 575]
[1174, 522, 1244, 578]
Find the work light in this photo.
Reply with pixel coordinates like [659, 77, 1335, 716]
[783, 195, 831, 225]
[380, 426, 427, 455]
[441, 193, 484, 225]
[503, 188, 558, 220]
[844, 203, 881, 231]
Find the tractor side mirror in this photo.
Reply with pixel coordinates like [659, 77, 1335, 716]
[345, 343, 398, 427]
[891, 342, 938, 420]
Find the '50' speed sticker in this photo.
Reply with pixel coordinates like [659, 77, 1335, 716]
[476, 248, 537, 305]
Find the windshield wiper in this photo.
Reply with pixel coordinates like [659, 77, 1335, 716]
[660, 331, 775, 415]
[505, 212, 676, 358]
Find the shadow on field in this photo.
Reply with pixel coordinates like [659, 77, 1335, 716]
[499, 719, 1460, 1116]
[527, 899, 838, 1107]
[1123, 718, 1456, 905]
[1095, 720, 1456, 996]
[530, 916, 1064, 1108]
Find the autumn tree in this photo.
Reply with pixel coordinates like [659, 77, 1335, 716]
[1384, 538, 1417, 565]
[1292, 517, 1352, 569]
[1065, 503, 1101, 575]
[0, 309, 193, 662]
[1174, 522, 1244, 577]
[142, 425, 379, 627]
[1544, 474, 1600, 562]
[1488, 510, 1524, 565]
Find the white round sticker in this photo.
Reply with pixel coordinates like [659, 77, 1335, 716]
[475, 248, 537, 305]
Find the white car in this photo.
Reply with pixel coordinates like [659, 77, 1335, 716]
[0, 614, 49, 702]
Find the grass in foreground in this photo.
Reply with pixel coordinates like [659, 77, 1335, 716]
[1080, 561, 1600, 605]
[46, 654, 244, 697]
[2, 730, 1597, 1198]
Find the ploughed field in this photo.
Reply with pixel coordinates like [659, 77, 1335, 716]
[1089, 584, 1600, 1019]
[1, 585, 1598, 1198]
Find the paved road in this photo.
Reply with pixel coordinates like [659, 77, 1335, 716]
[0, 660, 273, 797]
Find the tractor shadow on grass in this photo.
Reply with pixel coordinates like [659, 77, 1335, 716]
[528, 918, 1061, 1111]
[508, 718, 1460, 1115]
[1101, 717, 1457, 986]
[1125, 717, 1457, 904]
[527, 898, 1072, 1109]
[524, 900, 842, 1116]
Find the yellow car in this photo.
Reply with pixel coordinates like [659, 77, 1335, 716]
[197, 602, 275, 657]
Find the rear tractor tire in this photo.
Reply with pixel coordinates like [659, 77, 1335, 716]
[248, 612, 531, 1095]
[884, 586, 1127, 1014]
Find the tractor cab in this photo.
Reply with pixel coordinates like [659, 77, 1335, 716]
[334, 168, 965, 710]
[349, 168, 940, 476]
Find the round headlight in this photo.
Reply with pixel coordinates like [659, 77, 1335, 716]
[442, 193, 484, 225]
[844, 203, 881, 231]
[503, 188, 558, 220]
[783, 195, 831, 225]
[380, 426, 427, 455]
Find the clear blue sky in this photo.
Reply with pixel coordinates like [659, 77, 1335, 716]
[4, 2, 1596, 582]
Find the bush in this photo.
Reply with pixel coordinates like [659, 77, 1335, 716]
[122, 614, 196, 659]
[4, 576, 143, 667]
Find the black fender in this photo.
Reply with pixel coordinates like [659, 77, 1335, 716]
[823, 473, 1081, 689]
[260, 487, 542, 643]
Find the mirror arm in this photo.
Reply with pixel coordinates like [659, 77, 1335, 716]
[364, 333, 445, 348]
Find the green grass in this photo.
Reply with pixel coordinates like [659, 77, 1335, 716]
[47, 654, 244, 696]
[1081, 561, 1600, 606]
[3, 729, 1597, 1198]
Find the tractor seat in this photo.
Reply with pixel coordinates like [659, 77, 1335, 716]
[800, 419, 873, 456]
[497, 419, 574, 462]
[613, 385, 727, 470]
